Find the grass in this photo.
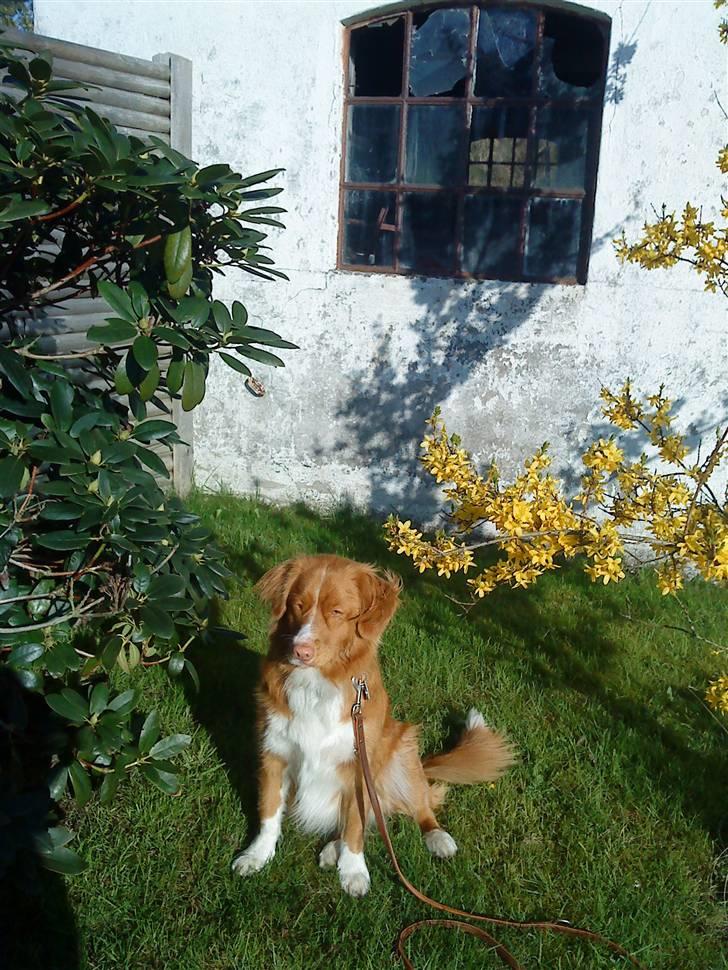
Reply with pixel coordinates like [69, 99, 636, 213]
[8, 493, 728, 970]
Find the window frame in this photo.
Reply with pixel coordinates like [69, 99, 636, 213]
[337, 0, 612, 285]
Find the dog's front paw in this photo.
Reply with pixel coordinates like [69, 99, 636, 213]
[319, 839, 340, 869]
[231, 845, 275, 876]
[424, 828, 458, 859]
[337, 845, 370, 897]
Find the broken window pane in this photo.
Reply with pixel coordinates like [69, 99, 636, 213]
[463, 195, 522, 276]
[405, 105, 466, 185]
[525, 198, 582, 278]
[349, 18, 404, 96]
[409, 8, 470, 97]
[468, 105, 530, 189]
[346, 104, 400, 184]
[533, 106, 590, 190]
[475, 8, 536, 97]
[342, 190, 396, 267]
[400, 193, 457, 274]
[539, 13, 605, 99]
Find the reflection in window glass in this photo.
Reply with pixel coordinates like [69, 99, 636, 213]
[349, 18, 404, 96]
[475, 8, 537, 97]
[342, 190, 396, 267]
[463, 196, 522, 275]
[409, 8, 470, 97]
[539, 12, 605, 99]
[525, 198, 582, 278]
[469, 105, 530, 189]
[533, 107, 589, 190]
[405, 105, 466, 186]
[346, 105, 400, 184]
[400, 193, 457, 274]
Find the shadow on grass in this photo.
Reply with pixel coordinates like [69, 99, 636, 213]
[194, 498, 727, 850]
[0, 669, 82, 970]
[184, 621, 262, 838]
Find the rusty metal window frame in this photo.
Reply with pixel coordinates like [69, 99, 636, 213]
[337, 1, 611, 285]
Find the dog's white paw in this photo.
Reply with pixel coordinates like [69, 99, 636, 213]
[231, 845, 275, 876]
[319, 839, 340, 869]
[425, 828, 458, 859]
[337, 846, 370, 897]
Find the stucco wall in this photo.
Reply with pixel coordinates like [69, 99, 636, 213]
[36, 0, 727, 517]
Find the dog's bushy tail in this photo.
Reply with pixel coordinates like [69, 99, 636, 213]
[422, 709, 516, 786]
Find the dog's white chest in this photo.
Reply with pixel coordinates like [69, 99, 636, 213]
[262, 668, 354, 834]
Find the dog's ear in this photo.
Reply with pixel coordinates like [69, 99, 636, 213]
[255, 559, 302, 620]
[354, 567, 401, 641]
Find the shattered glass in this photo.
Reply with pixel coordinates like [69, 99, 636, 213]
[525, 198, 582, 278]
[349, 18, 404, 97]
[539, 13, 605, 100]
[475, 8, 536, 97]
[409, 8, 470, 97]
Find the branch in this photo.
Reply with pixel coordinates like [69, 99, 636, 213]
[0, 597, 111, 634]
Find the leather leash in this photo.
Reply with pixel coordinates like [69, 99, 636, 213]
[350, 675, 647, 970]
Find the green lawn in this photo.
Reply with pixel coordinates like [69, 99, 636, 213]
[11, 494, 728, 970]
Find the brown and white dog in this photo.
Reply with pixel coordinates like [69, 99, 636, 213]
[232, 554, 515, 897]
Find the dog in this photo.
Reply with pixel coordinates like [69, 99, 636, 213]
[232, 554, 515, 897]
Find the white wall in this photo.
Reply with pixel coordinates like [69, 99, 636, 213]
[36, 0, 727, 517]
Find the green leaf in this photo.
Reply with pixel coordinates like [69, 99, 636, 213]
[181, 360, 206, 411]
[132, 334, 158, 370]
[98, 280, 136, 323]
[128, 281, 150, 318]
[0, 196, 51, 223]
[0, 456, 25, 497]
[238, 168, 284, 187]
[28, 578, 55, 620]
[140, 763, 179, 795]
[49, 380, 74, 431]
[219, 352, 251, 377]
[99, 770, 121, 806]
[47, 765, 69, 801]
[8, 642, 44, 667]
[164, 225, 192, 285]
[131, 419, 176, 443]
[111, 358, 132, 396]
[35, 532, 91, 551]
[235, 345, 285, 367]
[167, 652, 185, 676]
[140, 605, 174, 639]
[101, 636, 122, 670]
[69, 760, 92, 808]
[137, 447, 170, 478]
[184, 658, 200, 692]
[107, 688, 137, 716]
[149, 733, 191, 760]
[166, 359, 185, 394]
[39, 844, 86, 875]
[46, 688, 88, 724]
[89, 682, 109, 716]
[138, 710, 161, 755]
[167, 262, 192, 300]
[87, 318, 137, 344]
[139, 362, 161, 402]
[148, 574, 185, 598]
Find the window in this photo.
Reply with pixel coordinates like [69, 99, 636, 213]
[338, 3, 610, 284]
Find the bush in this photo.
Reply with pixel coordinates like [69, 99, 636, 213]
[0, 40, 295, 876]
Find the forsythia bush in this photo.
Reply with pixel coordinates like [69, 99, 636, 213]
[387, 6, 728, 715]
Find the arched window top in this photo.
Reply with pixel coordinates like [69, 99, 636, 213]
[337, 2, 611, 284]
[342, 0, 610, 30]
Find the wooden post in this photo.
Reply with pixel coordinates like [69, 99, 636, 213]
[154, 52, 194, 498]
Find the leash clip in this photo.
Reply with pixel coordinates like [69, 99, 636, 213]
[351, 674, 369, 717]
